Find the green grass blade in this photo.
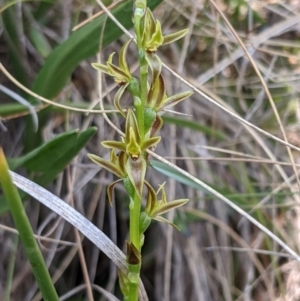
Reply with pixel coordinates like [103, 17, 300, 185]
[29, 27, 52, 58]
[2, 6, 30, 87]
[9, 129, 79, 171]
[9, 127, 97, 184]
[0, 149, 59, 301]
[38, 126, 97, 185]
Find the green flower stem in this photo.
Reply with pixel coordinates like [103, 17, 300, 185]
[134, 9, 142, 49]
[129, 193, 141, 251]
[133, 4, 147, 139]
[134, 96, 145, 139]
[0, 148, 59, 301]
[128, 192, 142, 301]
[128, 263, 141, 301]
[138, 54, 148, 139]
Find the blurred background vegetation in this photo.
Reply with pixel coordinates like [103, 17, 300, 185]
[1, 0, 300, 300]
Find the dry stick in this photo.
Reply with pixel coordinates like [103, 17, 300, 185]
[0, 223, 76, 246]
[0, 64, 117, 114]
[164, 156, 300, 167]
[60, 284, 120, 301]
[66, 168, 94, 301]
[194, 145, 267, 159]
[72, 0, 123, 31]
[148, 149, 300, 263]
[208, 0, 300, 193]
[203, 246, 293, 258]
[256, 46, 300, 61]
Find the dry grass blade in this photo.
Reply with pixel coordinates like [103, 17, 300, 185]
[10, 171, 149, 301]
[72, 0, 123, 32]
[0, 223, 76, 246]
[59, 284, 120, 301]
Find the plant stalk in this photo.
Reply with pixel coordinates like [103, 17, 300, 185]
[128, 192, 142, 301]
[126, 2, 147, 300]
[129, 193, 141, 251]
[0, 148, 59, 301]
[128, 263, 141, 301]
[133, 3, 148, 139]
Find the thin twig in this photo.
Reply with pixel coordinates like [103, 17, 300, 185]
[149, 149, 300, 263]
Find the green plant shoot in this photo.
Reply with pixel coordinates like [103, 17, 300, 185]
[88, 1, 193, 300]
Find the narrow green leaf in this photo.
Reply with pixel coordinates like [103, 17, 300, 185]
[39, 127, 97, 185]
[9, 128, 96, 186]
[0, 149, 59, 301]
[9, 130, 79, 171]
[0, 103, 31, 117]
[2, 6, 30, 87]
[29, 27, 52, 58]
